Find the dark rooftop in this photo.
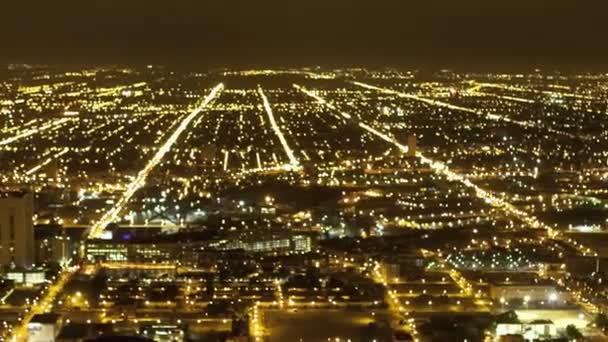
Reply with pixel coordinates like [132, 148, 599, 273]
[30, 313, 61, 324]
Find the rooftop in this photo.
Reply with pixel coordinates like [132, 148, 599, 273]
[29, 313, 61, 324]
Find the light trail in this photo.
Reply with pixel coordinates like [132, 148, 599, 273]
[353, 81, 483, 114]
[256, 152, 262, 169]
[0, 288, 13, 304]
[295, 84, 596, 257]
[100, 262, 177, 270]
[467, 81, 604, 113]
[0, 118, 75, 146]
[250, 303, 264, 341]
[95, 82, 148, 97]
[301, 150, 311, 161]
[468, 81, 608, 118]
[88, 83, 224, 239]
[257, 87, 300, 169]
[25, 147, 69, 176]
[223, 150, 229, 171]
[467, 88, 536, 104]
[464, 86, 595, 139]
[351, 81, 582, 139]
[85, 122, 111, 135]
[1, 118, 38, 135]
[469, 81, 597, 101]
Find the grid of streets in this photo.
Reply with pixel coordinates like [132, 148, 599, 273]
[1, 67, 608, 341]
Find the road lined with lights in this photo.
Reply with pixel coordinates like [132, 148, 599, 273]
[351, 81, 584, 140]
[24, 147, 69, 176]
[94, 81, 148, 97]
[371, 260, 419, 340]
[0, 118, 75, 146]
[250, 303, 264, 341]
[295, 84, 596, 258]
[0, 118, 39, 136]
[258, 87, 300, 169]
[466, 86, 536, 104]
[467, 81, 597, 101]
[292, 84, 410, 153]
[10, 270, 73, 341]
[88, 83, 224, 239]
[7, 83, 224, 340]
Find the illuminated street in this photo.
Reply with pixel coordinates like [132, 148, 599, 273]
[1, 67, 608, 342]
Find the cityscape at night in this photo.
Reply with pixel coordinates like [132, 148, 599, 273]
[2, 1, 608, 342]
[1, 66, 607, 341]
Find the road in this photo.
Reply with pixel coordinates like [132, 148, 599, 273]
[7, 84, 225, 342]
[10, 270, 73, 341]
[258, 86, 300, 170]
[351, 80, 586, 140]
[88, 83, 224, 238]
[295, 83, 598, 259]
[0, 118, 76, 146]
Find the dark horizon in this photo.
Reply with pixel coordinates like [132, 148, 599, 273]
[1, 0, 608, 71]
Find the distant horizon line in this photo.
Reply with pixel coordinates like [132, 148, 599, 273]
[1, 63, 607, 74]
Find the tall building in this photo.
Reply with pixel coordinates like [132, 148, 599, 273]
[0, 191, 34, 269]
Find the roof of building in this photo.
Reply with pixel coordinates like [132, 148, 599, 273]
[57, 323, 113, 339]
[30, 313, 61, 324]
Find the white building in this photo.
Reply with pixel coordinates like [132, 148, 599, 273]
[496, 321, 556, 341]
[27, 314, 62, 342]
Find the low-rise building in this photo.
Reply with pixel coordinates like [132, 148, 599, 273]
[489, 279, 568, 303]
[6, 268, 46, 286]
[27, 313, 63, 342]
[378, 250, 426, 283]
[496, 321, 556, 341]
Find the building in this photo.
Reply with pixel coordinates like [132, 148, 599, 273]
[489, 278, 568, 304]
[139, 324, 185, 342]
[496, 321, 556, 341]
[6, 268, 46, 285]
[85, 242, 177, 263]
[379, 251, 426, 283]
[27, 313, 63, 342]
[35, 226, 84, 266]
[0, 191, 34, 269]
[219, 234, 312, 253]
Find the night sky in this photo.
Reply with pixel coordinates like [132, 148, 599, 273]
[1, 0, 607, 70]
